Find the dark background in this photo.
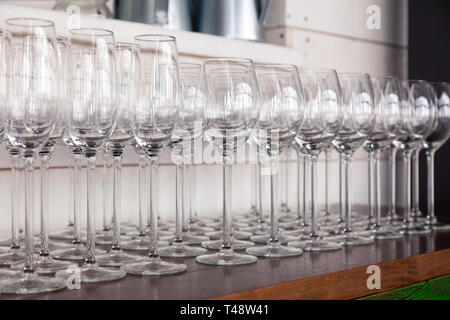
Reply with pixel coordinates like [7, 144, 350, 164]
[409, 0, 450, 220]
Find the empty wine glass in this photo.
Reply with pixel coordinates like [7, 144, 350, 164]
[286, 68, 343, 252]
[55, 28, 126, 283]
[328, 73, 375, 246]
[196, 58, 260, 266]
[365, 76, 403, 240]
[0, 29, 25, 269]
[159, 63, 207, 257]
[1, 18, 66, 294]
[424, 82, 450, 230]
[96, 42, 144, 267]
[123, 34, 186, 276]
[245, 64, 304, 258]
[395, 80, 436, 235]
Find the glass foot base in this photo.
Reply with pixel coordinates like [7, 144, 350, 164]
[121, 237, 169, 251]
[52, 245, 100, 261]
[55, 263, 126, 283]
[96, 250, 143, 267]
[126, 230, 173, 238]
[49, 228, 74, 241]
[426, 219, 450, 231]
[240, 224, 272, 235]
[288, 239, 342, 252]
[196, 249, 257, 266]
[399, 225, 431, 235]
[250, 233, 300, 245]
[122, 257, 187, 276]
[331, 234, 375, 246]
[186, 224, 215, 235]
[0, 249, 25, 267]
[202, 239, 255, 250]
[246, 244, 303, 258]
[159, 243, 207, 258]
[206, 231, 252, 241]
[83, 235, 133, 246]
[0, 273, 66, 294]
[373, 227, 403, 240]
[19, 257, 73, 274]
[0, 268, 21, 279]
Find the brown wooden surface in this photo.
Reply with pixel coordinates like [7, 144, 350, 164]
[0, 230, 449, 300]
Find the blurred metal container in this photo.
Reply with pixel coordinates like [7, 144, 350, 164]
[115, 0, 192, 31]
[196, 0, 271, 42]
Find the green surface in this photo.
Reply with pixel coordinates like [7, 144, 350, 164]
[361, 275, 450, 300]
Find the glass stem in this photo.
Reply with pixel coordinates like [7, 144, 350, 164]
[280, 153, 286, 208]
[103, 149, 113, 232]
[257, 160, 264, 224]
[40, 153, 51, 256]
[148, 158, 159, 258]
[67, 154, 74, 228]
[426, 150, 436, 221]
[338, 153, 344, 223]
[296, 150, 302, 219]
[388, 147, 397, 217]
[222, 161, 232, 250]
[10, 153, 20, 249]
[86, 155, 97, 264]
[137, 154, 147, 236]
[112, 153, 123, 251]
[250, 162, 257, 212]
[187, 164, 194, 224]
[302, 155, 309, 228]
[374, 150, 382, 227]
[191, 164, 198, 219]
[324, 150, 329, 215]
[309, 155, 319, 239]
[23, 155, 35, 273]
[411, 149, 420, 217]
[73, 153, 82, 245]
[368, 151, 374, 223]
[184, 164, 191, 227]
[284, 150, 289, 210]
[175, 164, 183, 243]
[403, 150, 413, 225]
[343, 154, 353, 236]
[269, 156, 279, 244]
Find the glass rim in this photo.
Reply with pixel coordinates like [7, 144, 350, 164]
[5, 17, 55, 28]
[338, 72, 371, 78]
[203, 57, 253, 65]
[69, 27, 114, 37]
[134, 34, 176, 42]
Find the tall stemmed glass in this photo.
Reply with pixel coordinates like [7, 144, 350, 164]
[56, 28, 126, 282]
[245, 64, 304, 258]
[96, 42, 144, 266]
[0, 29, 25, 269]
[1, 18, 66, 294]
[123, 35, 186, 276]
[365, 76, 403, 240]
[27, 35, 73, 274]
[196, 58, 260, 266]
[288, 68, 343, 252]
[329, 73, 376, 246]
[424, 82, 450, 230]
[159, 63, 208, 258]
[395, 80, 436, 235]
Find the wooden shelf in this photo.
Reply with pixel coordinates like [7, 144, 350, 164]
[1, 231, 449, 300]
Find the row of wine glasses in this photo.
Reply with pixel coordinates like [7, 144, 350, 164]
[0, 17, 449, 296]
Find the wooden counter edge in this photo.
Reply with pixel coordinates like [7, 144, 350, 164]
[211, 248, 450, 300]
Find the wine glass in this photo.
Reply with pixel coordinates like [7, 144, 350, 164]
[329, 73, 376, 246]
[365, 76, 403, 240]
[424, 82, 450, 230]
[55, 28, 126, 283]
[96, 42, 144, 266]
[23, 35, 73, 274]
[159, 63, 208, 257]
[196, 58, 260, 266]
[288, 68, 344, 252]
[395, 80, 436, 235]
[0, 29, 25, 268]
[123, 34, 186, 276]
[1, 18, 66, 294]
[245, 63, 304, 258]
